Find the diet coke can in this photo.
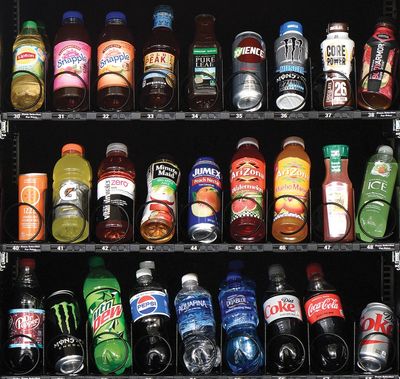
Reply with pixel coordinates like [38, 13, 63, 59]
[232, 31, 266, 111]
[357, 302, 394, 373]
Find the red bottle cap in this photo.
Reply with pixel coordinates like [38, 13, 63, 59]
[19, 258, 35, 269]
[307, 262, 323, 280]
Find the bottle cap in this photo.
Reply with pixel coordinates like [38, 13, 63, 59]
[106, 143, 128, 156]
[106, 11, 127, 24]
[19, 258, 35, 269]
[228, 260, 244, 272]
[62, 11, 84, 22]
[139, 261, 155, 270]
[280, 21, 303, 36]
[154, 5, 173, 17]
[376, 16, 397, 32]
[282, 136, 305, 149]
[136, 268, 152, 279]
[182, 273, 198, 285]
[327, 22, 349, 34]
[62, 143, 83, 156]
[377, 145, 393, 156]
[237, 137, 259, 149]
[227, 271, 241, 282]
[323, 144, 349, 159]
[306, 262, 323, 280]
[89, 256, 105, 268]
[268, 264, 285, 280]
[22, 20, 38, 30]
[195, 14, 216, 24]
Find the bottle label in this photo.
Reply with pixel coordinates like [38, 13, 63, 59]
[263, 294, 303, 324]
[97, 176, 135, 226]
[230, 157, 265, 223]
[142, 51, 176, 90]
[53, 180, 89, 221]
[193, 47, 218, 89]
[325, 182, 350, 238]
[13, 45, 46, 81]
[273, 157, 310, 224]
[130, 290, 170, 322]
[176, 295, 215, 336]
[54, 40, 91, 91]
[304, 293, 345, 324]
[86, 289, 128, 343]
[97, 40, 135, 90]
[8, 309, 45, 348]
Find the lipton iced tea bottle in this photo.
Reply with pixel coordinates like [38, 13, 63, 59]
[140, 5, 179, 111]
[272, 137, 310, 243]
[97, 12, 135, 111]
[11, 21, 46, 112]
[187, 14, 223, 111]
[230, 138, 266, 243]
[53, 11, 91, 111]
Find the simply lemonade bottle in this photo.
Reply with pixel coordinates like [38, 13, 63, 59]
[52, 144, 92, 243]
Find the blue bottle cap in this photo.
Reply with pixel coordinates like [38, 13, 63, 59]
[62, 11, 84, 22]
[279, 21, 303, 36]
[153, 5, 174, 29]
[154, 4, 173, 17]
[106, 11, 127, 24]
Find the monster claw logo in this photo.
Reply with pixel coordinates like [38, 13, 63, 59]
[51, 301, 79, 334]
[282, 37, 303, 62]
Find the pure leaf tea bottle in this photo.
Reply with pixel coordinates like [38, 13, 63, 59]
[187, 14, 223, 111]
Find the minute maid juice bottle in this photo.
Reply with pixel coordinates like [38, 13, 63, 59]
[83, 257, 132, 375]
[52, 144, 92, 243]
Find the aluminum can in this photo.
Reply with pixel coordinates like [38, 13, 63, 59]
[188, 157, 222, 243]
[45, 290, 84, 374]
[357, 302, 394, 373]
[232, 31, 266, 111]
[18, 173, 47, 241]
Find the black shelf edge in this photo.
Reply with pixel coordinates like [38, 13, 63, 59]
[2, 111, 400, 122]
[1, 242, 398, 253]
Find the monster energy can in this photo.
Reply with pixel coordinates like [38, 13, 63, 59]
[45, 290, 84, 374]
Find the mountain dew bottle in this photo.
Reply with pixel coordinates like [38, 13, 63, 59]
[83, 257, 132, 375]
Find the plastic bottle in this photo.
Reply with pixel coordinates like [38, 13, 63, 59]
[264, 264, 305, 374]
[97, 12, 135, 111]
[96, 143, 135, 243]
[52, 144, 92, 243]
[272, 136, 311, 243]
[305, 263, 348, 373]
[6, 258, 44, 373]
[130, 268, 171, 374]
[219, 269, 263, 374]
[230, 137, 266, 243]
[355, 145, 398, 242]
[83, 257, 131, 375]
[174, 273, 221, 374]
[53, 11, 91, 111]
[187, 14, 223, 111]
[11, 21, 46, 112]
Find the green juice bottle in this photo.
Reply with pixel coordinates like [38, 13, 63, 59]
[83, 257, 132, 375]
[356, 145, 398, 242]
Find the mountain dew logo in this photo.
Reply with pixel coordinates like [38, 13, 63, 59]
[51, 302, 78, 334]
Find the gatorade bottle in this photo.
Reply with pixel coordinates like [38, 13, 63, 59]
[52, 144, 92, 243]
[11, 20, 46, 112]
[83, 257, 132, 375]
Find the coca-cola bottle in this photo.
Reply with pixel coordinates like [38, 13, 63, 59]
[304, 263, 349, 373]
[263, 264, 305, 374]
[6, 259, 44, 373]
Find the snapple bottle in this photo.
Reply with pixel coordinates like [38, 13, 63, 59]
[53, 11, 91, 111]
[230, 137, 266, 243]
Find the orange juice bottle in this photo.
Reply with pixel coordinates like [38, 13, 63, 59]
[272, 137, 311, 243]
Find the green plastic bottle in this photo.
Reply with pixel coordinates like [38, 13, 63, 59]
[83, 257, 132, 375]
[356, 145, 398, 242]
[52, 143, 92, 243]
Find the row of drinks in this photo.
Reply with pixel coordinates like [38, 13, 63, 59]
[11, 6, 397, 112]
[6, 258, 395, 375]
[18, 138, 397, 245]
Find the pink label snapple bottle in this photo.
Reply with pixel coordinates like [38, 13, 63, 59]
[53, 11, 91, 111]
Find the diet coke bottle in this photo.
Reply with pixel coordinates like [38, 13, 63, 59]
[263, 264, 305, 374]
[304, 263, 349, 373]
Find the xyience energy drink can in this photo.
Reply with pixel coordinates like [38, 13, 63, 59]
[357, 302, 394, 372]
[18, 173, 47, 241]
[232, 31, 266, 111]
[188, 157, 222, 243]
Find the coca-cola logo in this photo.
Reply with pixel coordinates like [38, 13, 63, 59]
[15, 314, 41, 330]
[305, 293, 345, 324]
[360, 311, 394, 336]
[234, 37, 265, 63]
[307, 297, 339, 317]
